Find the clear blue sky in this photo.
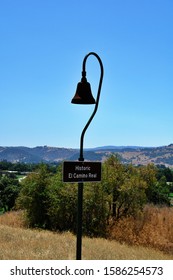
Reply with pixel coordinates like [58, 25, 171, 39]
[0, 0, 173, 148]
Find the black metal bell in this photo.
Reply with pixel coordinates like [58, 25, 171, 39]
[71, 77, 96, 104]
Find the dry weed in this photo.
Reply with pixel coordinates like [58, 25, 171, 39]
[0, 208, 173, 259]
[0, 211, 26, 228]
[109, 205, 173, 255]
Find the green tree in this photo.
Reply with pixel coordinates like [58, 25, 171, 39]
[0, 174, 20, 212]
[46, 167, 109, 237]
[46, 169, 78, 232]
[16, 164, 51, 228]
[102, 155, 147, 220]
[82, 182, 109, 237]
[102, 155, 125, 218]
[139, 164, 170, 205]
[147, 175, 170, 205]
[116, 174, 147, 218]
[157, 166, 173, 182]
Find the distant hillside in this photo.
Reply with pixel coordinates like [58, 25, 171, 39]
[0, 144, 173, 167]
[0, 146, 77, 164]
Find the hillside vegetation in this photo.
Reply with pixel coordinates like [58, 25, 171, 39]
[0, 155, 173, 259]
[109, 205, 173, 254]
[0, 211, 172, 260]
[1, 144, 173, 166]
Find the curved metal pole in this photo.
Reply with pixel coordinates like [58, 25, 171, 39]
[76, 52, 104, 260]
[79, 52, 104, 161]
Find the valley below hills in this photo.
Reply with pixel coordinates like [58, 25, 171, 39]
[0, 144, 173, 167]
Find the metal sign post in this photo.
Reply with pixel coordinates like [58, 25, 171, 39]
[67, 52, 104, 260]
[63, 160, 102, 260]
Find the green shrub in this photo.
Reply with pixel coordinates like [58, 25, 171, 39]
[16, 164, 51, 228]
[46, 175, 78, 232]
[16, 157, 171, 237]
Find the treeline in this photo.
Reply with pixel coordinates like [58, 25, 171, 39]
[0, 161, 59, 173]
[0, 156, 173, 236]
[0, 156, 173, 237]
[0, 161, 58, 212]
[1, 160, 173, 182]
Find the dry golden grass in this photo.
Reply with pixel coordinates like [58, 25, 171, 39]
[0, 209, 173, 260]
[0, 224, 172, 260]
[0, 210, 26, 228]
[109, 205, 173, 255]
[0, 225, 75, 260]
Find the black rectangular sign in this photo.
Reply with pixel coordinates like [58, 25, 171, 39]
[63, 161, 102, 183]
